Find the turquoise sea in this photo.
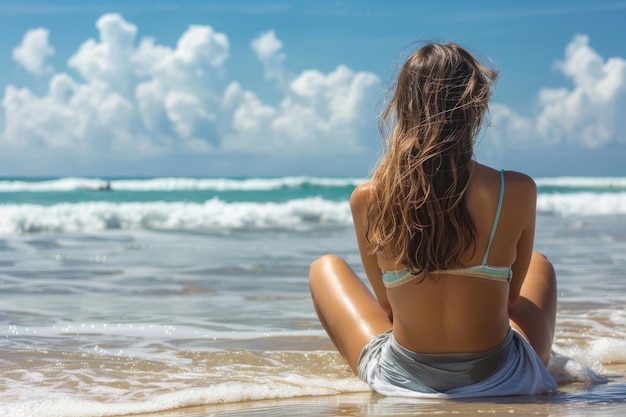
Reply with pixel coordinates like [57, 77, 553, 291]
[0, 176, 625, 416]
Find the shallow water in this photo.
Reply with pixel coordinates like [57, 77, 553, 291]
[109, 371, 626, 417]
[0, 177, 625, 416]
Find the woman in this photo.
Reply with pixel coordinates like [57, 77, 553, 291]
[309, 42, 558, 398]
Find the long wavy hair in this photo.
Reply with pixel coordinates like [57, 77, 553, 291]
[367, 42, 498, 281]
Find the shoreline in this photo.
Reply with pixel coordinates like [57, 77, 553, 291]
[99, 365, 626, 417]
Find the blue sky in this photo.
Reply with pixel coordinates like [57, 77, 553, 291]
[0, 0, 625, 177]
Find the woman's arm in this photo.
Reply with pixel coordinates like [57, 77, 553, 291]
[507, 172, 538, 305]
[350, 183, 393, 322]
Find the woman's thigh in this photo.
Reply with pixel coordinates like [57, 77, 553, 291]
[309, 254, 392, 372]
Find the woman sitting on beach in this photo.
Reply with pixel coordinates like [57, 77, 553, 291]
[309, 42, 558, 397]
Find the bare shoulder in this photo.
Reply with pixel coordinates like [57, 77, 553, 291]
[501, 171, 538, 229]
[474, 164, 536, 198]
[350, 181, 372, 212]
[504, 170, 537, 201]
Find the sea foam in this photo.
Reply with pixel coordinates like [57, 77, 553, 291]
[0, 377, 370, 417]
[537, 192, 626, 216]
[0, 176, 365, 192]
[0, 197, 352, 236]
[2, 192, 626, 236]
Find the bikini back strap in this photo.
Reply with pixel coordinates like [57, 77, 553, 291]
[481, 170, 505, 265]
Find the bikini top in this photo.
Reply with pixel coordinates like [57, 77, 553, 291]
[382, 170, 512, 288]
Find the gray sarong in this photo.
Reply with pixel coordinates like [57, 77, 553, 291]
[357, 328, 557, 398]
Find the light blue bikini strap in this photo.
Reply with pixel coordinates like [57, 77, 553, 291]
[481, 170, 505, 265]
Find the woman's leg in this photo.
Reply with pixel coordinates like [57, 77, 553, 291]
[509, 252, 558, 364]
[309, 254, 392, 373]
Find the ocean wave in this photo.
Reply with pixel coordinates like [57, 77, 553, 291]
[0, 197, 352, 236]
[3, 176, 626, 193]
[537, 192, 626, 216]
[1, 379, 369, 417]
[1, 191, 625, 236]
[0, 176, 366, 193]
[535, 176, 626, 190]
[0, 344, 368, 417]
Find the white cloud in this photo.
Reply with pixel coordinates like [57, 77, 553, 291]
[1, 14, 231, 156]
[68, 13, 138, 95]
[0, 14, 381, 162]
[3, 18, 626, 172]
[238, 30, 382, 155]
[12, 28, 55, 75]
[488, 34, 626, 149]
[250, 30, 289, 88]
[1, 74, 152, 153]
[175, 25, 229, 68]
[222, 65, 380, 155]
[4, 14, 626, 172]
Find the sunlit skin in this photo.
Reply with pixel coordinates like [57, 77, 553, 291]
[308, 43, 557, 378]
[310, 164, 557, 373]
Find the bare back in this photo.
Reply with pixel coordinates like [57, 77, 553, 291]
[351, 163, 538, 354]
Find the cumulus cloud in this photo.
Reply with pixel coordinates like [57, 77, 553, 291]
[12, 28, 55, 75]
[250, 30, 289, 88]
[488, 34, 626, 149]
[0, 13, 381, 160]
[3, 18, 626, 171]
[222, 65, 380, 155]
[68, 13, 139, 95]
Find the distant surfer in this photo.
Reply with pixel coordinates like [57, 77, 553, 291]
[83, 181, 112, 191]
